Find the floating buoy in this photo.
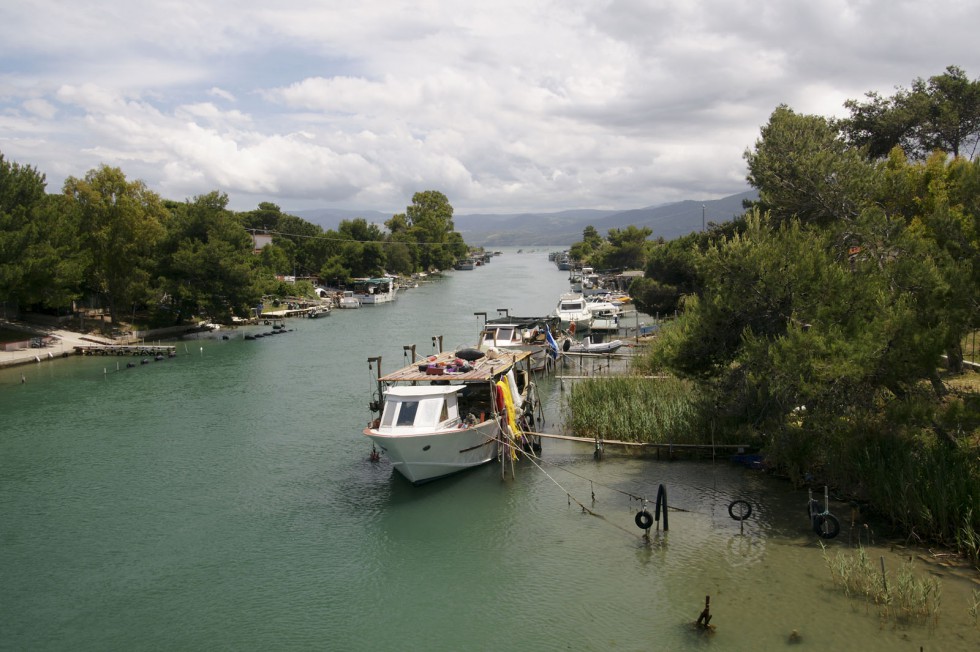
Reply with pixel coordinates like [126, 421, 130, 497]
[635, 509, 654, 530]
[728, 500, 752, 521]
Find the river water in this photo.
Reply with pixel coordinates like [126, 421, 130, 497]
[1, 249, 977, 651]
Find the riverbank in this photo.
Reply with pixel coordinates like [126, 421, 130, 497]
[0, 321, 117, 370]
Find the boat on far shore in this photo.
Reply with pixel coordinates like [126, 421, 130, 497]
[353, 278, 397, 304]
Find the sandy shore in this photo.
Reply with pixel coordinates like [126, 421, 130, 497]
[0, 323, 116, 370]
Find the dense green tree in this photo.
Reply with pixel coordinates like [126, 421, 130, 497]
[568, 225, 604, 263]
[158, 192, 261, 322]
[0, 155, 85, 310]
[842, 65, 980, 160]
[596, 225, 652, 270]
[745, 106, 877, 226]
[630, 233, 703, 315]
[63, 166, 167, 324]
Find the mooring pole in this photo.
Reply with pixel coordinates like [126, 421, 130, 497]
[696, 595, 712, 627]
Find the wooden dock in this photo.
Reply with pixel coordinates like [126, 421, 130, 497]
[74, 344, 177, 357]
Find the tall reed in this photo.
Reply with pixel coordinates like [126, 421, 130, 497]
[821, 544, 942, 626]
[567, 376, 699, 443]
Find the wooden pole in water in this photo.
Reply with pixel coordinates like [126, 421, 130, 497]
[696, 595, 712, 628]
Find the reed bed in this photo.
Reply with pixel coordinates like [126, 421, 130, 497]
[566, 376, 700, 443]
[847, 436, 980, 566]
[821, 544, 942, 627]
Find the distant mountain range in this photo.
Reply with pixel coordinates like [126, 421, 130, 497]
[289, 188, 757, 247]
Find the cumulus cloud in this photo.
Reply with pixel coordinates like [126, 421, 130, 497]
[1, 0, 978, 213]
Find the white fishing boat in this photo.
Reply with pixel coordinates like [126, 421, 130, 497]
[338, 290, 360, 309]
[551, 293, 592, 333]
[353, 278, 397, 304]
[477, 315, 561, 372]
[364, 349, 539, 485]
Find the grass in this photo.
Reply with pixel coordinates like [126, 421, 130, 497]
[821, 543, 942, 627]
[566, 375, 700, 443]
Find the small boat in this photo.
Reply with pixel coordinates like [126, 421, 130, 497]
[338, 290, 361, 309]
[477, 315, 561, 372]
[363, 349, 540, 484]
[551, 293, 592, 333]
[454, 258, 476, 270]
[563, 336, 625, 354]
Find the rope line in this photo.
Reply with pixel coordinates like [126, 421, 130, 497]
[498, 436, 639, 538]
[518, 429, 693, 513]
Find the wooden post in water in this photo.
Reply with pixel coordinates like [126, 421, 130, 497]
[696, 595, 712, 629]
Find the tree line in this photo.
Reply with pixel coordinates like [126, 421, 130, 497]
[0, 158, 467, 326]
[570, 66, 980, 557]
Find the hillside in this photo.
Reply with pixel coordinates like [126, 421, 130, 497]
[288, 188, 757, 246]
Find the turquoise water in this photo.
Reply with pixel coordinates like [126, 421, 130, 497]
[2, 250, 977, 651]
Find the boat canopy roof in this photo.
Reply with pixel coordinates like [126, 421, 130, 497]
[384, 385, 465, 397]
[377, 350, 530, 383]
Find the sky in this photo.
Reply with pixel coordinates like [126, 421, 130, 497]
[1, 1, 978, 216]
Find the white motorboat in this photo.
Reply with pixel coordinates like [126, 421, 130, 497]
[551, 293, 592, 333]
[363, 349, 539, 484]
[585, 297, 622, 332]
[477, 315, 561, 372]
[353, 278, 397, 304]
[338, 290, 361, 309]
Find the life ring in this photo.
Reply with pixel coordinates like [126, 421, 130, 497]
[635, 509, 654, 530]
[813, 513, 840, 539]
[728, 500, 752, 521]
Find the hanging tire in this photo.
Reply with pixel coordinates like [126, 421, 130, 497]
[813, 513, 840, 539]
[728, 500, 752, 521]
[635, 510, 654, 530]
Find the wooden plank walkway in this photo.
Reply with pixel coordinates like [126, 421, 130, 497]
[74, 344, 177, 357]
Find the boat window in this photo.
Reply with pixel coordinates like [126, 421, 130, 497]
[482, 329, 496, 343]
[497, 327, 514, 342]
[561, 302, 582, 311]
[440, 400, 449, 424]
[395, 400, 419, 426]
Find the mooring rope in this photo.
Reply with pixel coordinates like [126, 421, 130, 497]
[497, 436, 642, 538]
[518, 429, 693, 513]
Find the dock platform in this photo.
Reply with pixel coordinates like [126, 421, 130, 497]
[74, 344, 177, 357]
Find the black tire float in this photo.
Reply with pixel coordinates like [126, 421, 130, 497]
[455, 348, 485, 362]
[635, 509, 654, 530]
[728, 499, 752, 521]
[813, 513, 841, 539]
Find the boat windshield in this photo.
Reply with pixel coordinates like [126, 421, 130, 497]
[560, 302, 583, 311]
[381, 394, 457, 428]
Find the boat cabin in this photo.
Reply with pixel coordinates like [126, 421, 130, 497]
[379, 385, 463, 432]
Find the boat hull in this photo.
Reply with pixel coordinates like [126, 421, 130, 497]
[363, 421, 501, 484]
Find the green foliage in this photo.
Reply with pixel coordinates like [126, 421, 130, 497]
[0, 157, 85, 309]
[842, 65, 980, 159]
[63, 165, 168, 323]
[745, 105, 877, 226]
[821, 544, 943, 626]
[567, 376, 700, 443]
[157, 192, 261, 323]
